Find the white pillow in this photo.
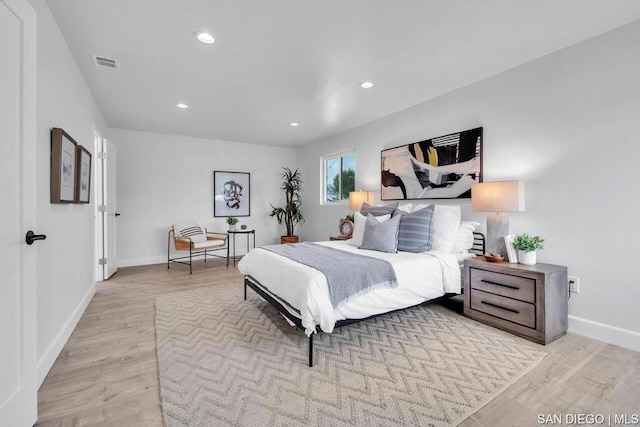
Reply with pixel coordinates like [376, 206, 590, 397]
[348, 212, 391, 246]
[403, 204, 460, 252]
[397, 203, 413, 213]
[393, 203, 462, 252]
[451, 221, 480, 253]
[431, 205, 461, 252]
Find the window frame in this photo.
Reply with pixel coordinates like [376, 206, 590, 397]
[320, 149, 356, 206]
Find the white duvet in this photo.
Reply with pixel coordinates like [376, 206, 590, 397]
[237, 241, 461, 336]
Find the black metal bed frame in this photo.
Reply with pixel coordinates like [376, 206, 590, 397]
[243, 232, 485, 367]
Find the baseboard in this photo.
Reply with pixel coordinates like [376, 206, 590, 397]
[37, 282, 96, 387]
[119, 251, 244, 268]
[118, 255, 166, 268]
[568, 315, 640, 353]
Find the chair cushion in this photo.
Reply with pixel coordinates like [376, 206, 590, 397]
[192, 240, 226, 250]
[174, 223, 207, 243]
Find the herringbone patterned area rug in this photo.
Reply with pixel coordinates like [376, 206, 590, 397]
[156, 283, 546, 426]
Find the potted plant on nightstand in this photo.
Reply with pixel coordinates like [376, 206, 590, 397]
[270, 167, 304, 244]
[226, 216, 239, 231]
[512, 233, 544, 265]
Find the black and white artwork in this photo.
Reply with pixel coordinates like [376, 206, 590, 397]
[75, 145, 92, 203]
[381, 127, 483, 200]
[214, 171, 250, 217]
[51, 127, 78, 203]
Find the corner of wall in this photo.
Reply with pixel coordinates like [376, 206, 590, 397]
[568, 315, 640, 353]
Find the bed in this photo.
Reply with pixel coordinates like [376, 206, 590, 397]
[237, 204, 485, 366]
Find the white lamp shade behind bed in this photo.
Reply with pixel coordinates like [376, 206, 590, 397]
[471, 181, 525, 256]
[349, 190, 374, 211]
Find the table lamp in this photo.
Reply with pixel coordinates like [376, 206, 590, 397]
[471, 181, 525, 256]
[348, 190, 374, 211]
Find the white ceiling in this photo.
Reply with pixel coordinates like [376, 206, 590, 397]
[45, 0, 640, 147]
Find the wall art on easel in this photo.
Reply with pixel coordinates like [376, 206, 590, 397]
[50, 127, 78, 203]
[213, 171, 250, 217]
[381, 127, 483, 200]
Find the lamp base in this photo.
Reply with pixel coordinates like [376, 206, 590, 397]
[486, 213, 509, 256]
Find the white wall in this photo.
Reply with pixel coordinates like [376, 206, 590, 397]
[109, 128, 297, 267]
[297, 22, 640, 349]
[29, 0, 109, 385]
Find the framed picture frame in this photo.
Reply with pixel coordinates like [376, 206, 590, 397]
[213, 171, 250, 217]
[50, 127, 78, 203]
[75, 145, 92, 203]
[381, 127, 483, 200]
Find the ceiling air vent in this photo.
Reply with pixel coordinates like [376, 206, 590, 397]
[92, 54, 121, 72]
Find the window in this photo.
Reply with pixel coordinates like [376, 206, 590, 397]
[322, 150, 355, 204]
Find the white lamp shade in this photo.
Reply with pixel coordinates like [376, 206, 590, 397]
[349, 191, 373, 210]
[471, 181, 525, 213]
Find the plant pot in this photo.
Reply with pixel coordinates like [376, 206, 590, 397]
[280, 235, 299, 244]
[228, 224, 237, 231]
[518, 250, 536, 265]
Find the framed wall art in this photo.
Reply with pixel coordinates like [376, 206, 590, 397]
[381, 127, 483, 200]
[50, 127, 78, 203]
[213, 171, 250, 217]
[75, 145, 92, 203]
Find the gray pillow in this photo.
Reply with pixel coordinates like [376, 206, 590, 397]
[359, 213, 401, 253]
[395, 205, 435, 253]
[360, 202, 398, 217]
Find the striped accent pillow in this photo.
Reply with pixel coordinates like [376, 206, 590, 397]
[395, 205, 435, 253]
[360, 202, 398, 217]
[175, 224, 206, 243]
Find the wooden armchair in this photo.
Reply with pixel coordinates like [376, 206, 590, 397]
[167, 223, 228, 274]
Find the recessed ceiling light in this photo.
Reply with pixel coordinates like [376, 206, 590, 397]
[176, 103, 189, 109]
[360, 81, 374, 89]
[195, 32, 215, 44]
[289, 122, 299, 127]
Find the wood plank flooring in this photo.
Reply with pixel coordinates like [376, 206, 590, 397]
[37, 260, 640, 426]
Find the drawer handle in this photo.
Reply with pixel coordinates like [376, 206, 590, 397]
[481, 300, 520, 314]
[481, 279, 519, 290]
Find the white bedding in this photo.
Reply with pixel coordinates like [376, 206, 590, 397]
[237, 241, 461, 336]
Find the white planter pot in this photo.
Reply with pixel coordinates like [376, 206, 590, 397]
[518, 250, 536, 265]
[228, 224, 237, 231]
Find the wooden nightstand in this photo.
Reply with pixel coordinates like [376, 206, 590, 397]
[463, 257, 568, 345]
[329, 235, 351, 241]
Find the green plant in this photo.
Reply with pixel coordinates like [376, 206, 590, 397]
[269, 167, 304, 237]
[226, 216, 239, 225]
[512, 234, 544, 252]
[344, 213, 355, 222]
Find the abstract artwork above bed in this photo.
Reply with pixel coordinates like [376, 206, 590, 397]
[381, 127, 483, 200]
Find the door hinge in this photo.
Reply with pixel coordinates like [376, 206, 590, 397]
[98, 152, 106, 159]
[98, 205, 107, 212]
[98, 258, 107, 265]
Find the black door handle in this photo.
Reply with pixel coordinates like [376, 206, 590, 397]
[26, 230, 47, 245]
[115, 213, 121, 217]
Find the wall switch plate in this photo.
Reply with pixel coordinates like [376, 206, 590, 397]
[568, 276, 580, 293]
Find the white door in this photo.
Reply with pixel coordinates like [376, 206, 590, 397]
[0, 0, 38, 425]
[103, 139, 118, 279]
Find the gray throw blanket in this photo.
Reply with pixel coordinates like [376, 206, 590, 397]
[262, 242, 398, 308]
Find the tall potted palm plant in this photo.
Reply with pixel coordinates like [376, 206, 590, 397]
[270, 167, 304, 243]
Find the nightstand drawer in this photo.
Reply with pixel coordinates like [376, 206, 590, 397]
[470, 290, 536, 329]
[470, 268, 535, 303]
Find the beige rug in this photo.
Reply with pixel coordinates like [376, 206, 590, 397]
[156, 283, 546, 426]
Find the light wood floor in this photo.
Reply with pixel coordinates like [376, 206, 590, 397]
[37, 260, 640, 426]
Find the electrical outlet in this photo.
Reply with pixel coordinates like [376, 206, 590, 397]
[568, 276, 580, 293]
